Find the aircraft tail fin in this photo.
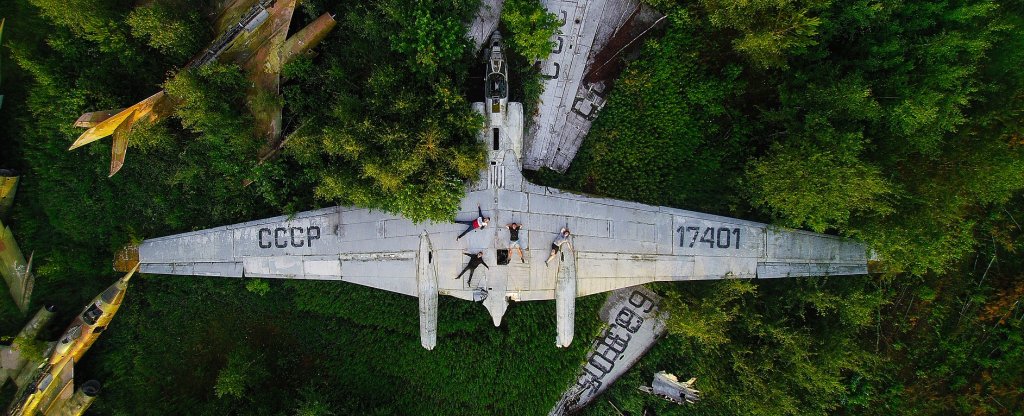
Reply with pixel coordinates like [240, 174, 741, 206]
[113, 245, 140, 273]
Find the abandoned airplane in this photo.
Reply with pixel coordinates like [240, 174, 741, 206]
[115, 33, 870, 350]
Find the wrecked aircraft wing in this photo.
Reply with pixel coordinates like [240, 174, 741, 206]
[523, 0, 663, 172]
[550, 286, 668, 415]
[467, 0, 505, 52]
[0, 218, 33, 313]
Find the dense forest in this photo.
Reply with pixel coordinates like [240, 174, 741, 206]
[0, 0, 1022, 414]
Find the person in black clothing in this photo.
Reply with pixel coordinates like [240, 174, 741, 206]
[506, 222, 525, 263]
[456, 251, 489, 285]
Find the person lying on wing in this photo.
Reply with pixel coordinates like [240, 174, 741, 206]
[456, 251, 489, 285]
[456, 205, 489, 240]
[506, 222, 525, 263]
[545, 228, 572, 266]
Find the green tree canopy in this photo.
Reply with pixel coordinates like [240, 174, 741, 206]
[501, 0, 560, 62]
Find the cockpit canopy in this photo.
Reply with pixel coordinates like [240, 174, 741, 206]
[82, 302, 103, 325]
[486, 73, 507, 100]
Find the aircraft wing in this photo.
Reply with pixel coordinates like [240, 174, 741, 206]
[134, 207, 460, 350]
[467, 154, 869, 302]
[524, 0, 646, 172]
[137, 207, 434, 297]
[1, 171, 18, 219]
[133, 153, 868, 350]
[513, 179, 868, 298]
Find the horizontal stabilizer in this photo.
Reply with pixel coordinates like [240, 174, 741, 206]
[73, 109, 125, 128]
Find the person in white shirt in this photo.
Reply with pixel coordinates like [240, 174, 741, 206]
[545, 228, 572, 266]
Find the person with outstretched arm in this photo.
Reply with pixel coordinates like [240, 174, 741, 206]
[456, 251, 489, 285]
[506, 222, 525, 263]
[545, 228, 573, 266]
[455, 205, 489, 240]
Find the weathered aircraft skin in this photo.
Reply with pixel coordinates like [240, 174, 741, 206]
[0, 172, 33, 313]
[5, 266, 137, 416]
[467, 0, 504, 52]
[0, 171, 18, 219]
[524, 0, 663, 172]
[126, 32, 870, 350]
[0, 18, 5, 110]
[0, 305, 56, 388]
[549, 286, 668, 415]
[70, 0, 337, 176]
[0, 218, 33, 314]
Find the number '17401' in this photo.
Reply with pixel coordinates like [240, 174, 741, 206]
[677, 226, 740, 249]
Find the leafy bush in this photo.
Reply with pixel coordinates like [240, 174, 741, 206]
[125, 0, 206, 60]
[501, 0, 560, 62]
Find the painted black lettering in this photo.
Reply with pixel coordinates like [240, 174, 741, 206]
[717, 227, 731, 248]
[700, 228, 715, 248]
[274, 228, 288, 248]
[627, 290, 656, 312]
[575, 373, 603, 395]
[307, 226, 320, 247]
[679, 226, 743, 250]
[614, 308, 643, 333]
[590, 347, 616, 372]
[290, 227, 305, 247]
[258, 228, 272, 249]
[687, 226, 700, 248]
[602, 331, 631, 354]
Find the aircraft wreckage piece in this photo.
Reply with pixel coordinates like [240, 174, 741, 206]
[524, 0, 665, 172]
[4, 265, 137, 416]
[0, 170, 18, 219]
[638, 372, 700, 405]
[119, 32, 868, 351]
[0, 18, 5, 110]
[467, 0, 504, 52]
[0, 218, 33, 314]
[70, 0, 336, 176]
[0, 305, 56, 389]
[549, 286, 668, 415]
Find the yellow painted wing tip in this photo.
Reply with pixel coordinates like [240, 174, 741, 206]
[69, 135, 96, 150]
